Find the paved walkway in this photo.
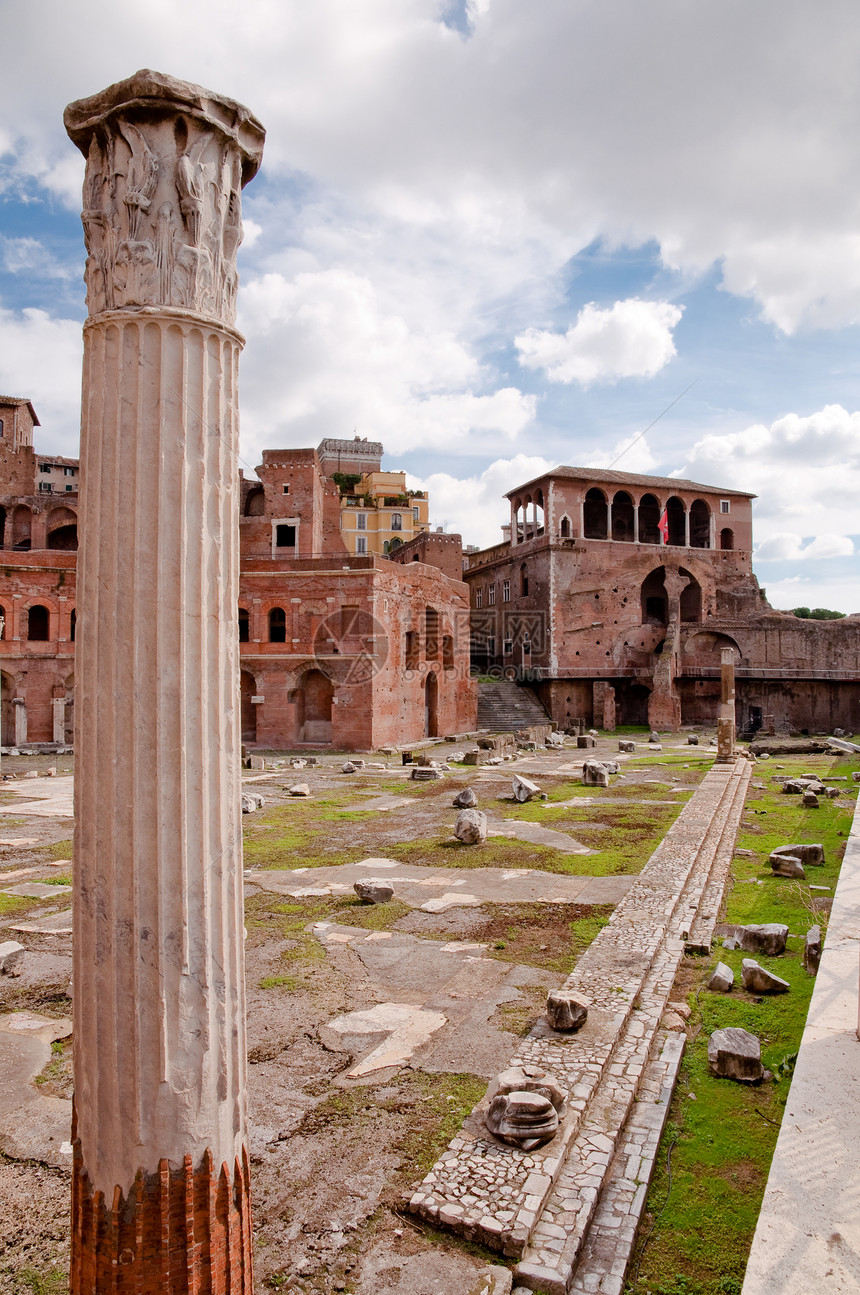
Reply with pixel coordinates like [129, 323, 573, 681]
[408, 760, 752, 1293]
[741, 785, 860, 1294]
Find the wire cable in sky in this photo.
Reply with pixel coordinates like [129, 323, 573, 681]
[606, 379, 698, 469]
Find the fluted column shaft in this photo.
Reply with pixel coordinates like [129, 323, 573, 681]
[65, 70, 264, 1293]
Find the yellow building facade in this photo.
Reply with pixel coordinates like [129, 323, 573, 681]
[338, 470, 430, 555]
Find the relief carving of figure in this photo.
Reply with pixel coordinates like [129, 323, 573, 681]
[117, 122, 159, 241]
[176, 136, 209, 248]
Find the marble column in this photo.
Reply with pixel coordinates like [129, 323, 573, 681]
[52, 697, 65, 744]
[64, 70, 264, 1293]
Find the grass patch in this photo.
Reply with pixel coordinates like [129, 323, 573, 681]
[13, 1268, 68, 1295]
[0, 891, 35, 918]
[631, 750, 859, 1295]
[259, 973, 304, 991]
[43, 839, 73, 861]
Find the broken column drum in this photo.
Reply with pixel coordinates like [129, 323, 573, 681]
[64, 71, 264, 1293]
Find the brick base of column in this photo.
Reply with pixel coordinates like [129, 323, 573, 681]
[70, 1106, 253, 1293]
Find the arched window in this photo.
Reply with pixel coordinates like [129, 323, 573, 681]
[27, 605, 50, 641]
[389, 536, 402, 549]
[238, 608, 250, 642]
[268, 607, 286, 643]
[560, 515, 571, 539]
[47, 524, 78, 551]
[640, 569, 668, 625]
[720, 528, 734, 551]
[391, 513, 402, 531]
[666, 496, 686, 546]
[611, 491, 635, 542]
[0, 419, 4, 438]
[583, 488, 608, 539]
[520, 564, 529, 596]
[689, 499, 711, 548]
[244, 486, 265, 516]
[680, 570, 702, 622]
[638, 494, 661, 544]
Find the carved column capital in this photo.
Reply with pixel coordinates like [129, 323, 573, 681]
[65, 69, 265, 326]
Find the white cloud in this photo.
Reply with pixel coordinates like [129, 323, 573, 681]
[754, 533, 855, 562]
[0, 308, 82, 451]
[679, 404, 860, 540]
[414, 453, 553, 548]
[761, 574, 860, 616]
[516, 300, 682, 386]
[236, 267, 535, 461]
[2, 0, 860, 331]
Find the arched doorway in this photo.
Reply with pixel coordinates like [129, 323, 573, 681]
[425, 671, 439, 737]
[638, 494, 661, 544]
[679, 570, 702, 622]
[611, 491, 635, 542]
[298, 669, 333, 744]
[240, 670, 257, 744]
[641, 568, 668, 625]
[583, 488, 608, 539]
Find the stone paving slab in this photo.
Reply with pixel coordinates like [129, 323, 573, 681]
[4, 908, 73, 934]
[0, 1011, 73, 1169]
[407, 761, 751, 1264]
[248, 860, 635, 911]
[0, 775, 74, 817]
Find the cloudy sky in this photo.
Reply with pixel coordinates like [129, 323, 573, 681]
[2, 0, 859, 611]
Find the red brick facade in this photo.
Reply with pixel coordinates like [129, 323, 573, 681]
[465, 465, 860, 735]
[0, 416, 477, 751]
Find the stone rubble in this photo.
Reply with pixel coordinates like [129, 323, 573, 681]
[708, 1027, 764, 1082]
[545, 990, 590, 1033]
[353, 878, 395, 905]
[741, 959, 790, 994]
[738, 923, 789, 956]
[455, 810, 489, 845]
[804, 925, 822, 975]
[512, 775, 542, 803]
[707, 961, 734, 993]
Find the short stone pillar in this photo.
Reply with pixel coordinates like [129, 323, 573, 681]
[13, 697, 26, 747]
[592, 680, 616, 732]
[716, 646, 736, 763]
[52, 698, 65, 744]
[65, 70, 264, 1293]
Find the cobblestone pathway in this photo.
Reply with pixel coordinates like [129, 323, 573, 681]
[407, 759, 752, 1294]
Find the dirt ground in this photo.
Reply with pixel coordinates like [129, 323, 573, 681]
[0, 735, 712, 1294]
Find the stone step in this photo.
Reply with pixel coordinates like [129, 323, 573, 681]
[513, 760, 750, 1292]
[477, 681, 551, 733]
[685, 765, 751, 953]
[407, 761, 751, 1266]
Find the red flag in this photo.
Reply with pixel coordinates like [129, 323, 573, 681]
[658, 508, 669, 544]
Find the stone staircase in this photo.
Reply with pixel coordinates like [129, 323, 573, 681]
[478, 680, 551, 733]
[408, 759, 752, 1295]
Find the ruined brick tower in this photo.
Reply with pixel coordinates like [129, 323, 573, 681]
[64, 71, 264, 1291]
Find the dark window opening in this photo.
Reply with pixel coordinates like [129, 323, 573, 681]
[276, 524, 296, 547]
[689, 499, 711, 548]
[611, 491, 635, 542]
[720, 528, 734, 551]
[269, 607, 287, 642]
[520, 564, 528, 596]
[238, 608, 250, 642]
[583, 487, 608, 539]
[560, 516, 571, 538]
[641, 567, 668, 625]
[70, 609, 76, 642]
[442, 634, 454, 668]
[406, 630, 419, 669]
[47, 524, 78, 551]
[638, 493, 661, 544]
[666, 496, 686, 546]
[27, 605, 50, 641]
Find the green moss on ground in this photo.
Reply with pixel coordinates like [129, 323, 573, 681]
[629, 752, 858, 1295]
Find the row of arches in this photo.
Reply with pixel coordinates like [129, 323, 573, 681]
[580, 489, 732, 549]
[0, 602, 76, 643]
[511, 489, 545, 542]
[0, 504, 78, 551]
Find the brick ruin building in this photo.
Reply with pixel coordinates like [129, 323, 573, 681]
[465, 465, 860, 736]
[0, 401, 475, 750]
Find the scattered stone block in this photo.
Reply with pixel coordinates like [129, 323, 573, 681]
[412, 766, 442, 781]
[454, 809, 488, 845]
[248, 755, 266, 771]
[353, 878, 395, 904]
[545, 989, 589, 1032]
[0, 941, 25, 976]
[46, 767, 57, 777]
[662, 1011, 686, 1030]
[804, 925, 822, 975]
[576, 735, 596, 749]
[240, 793, 264, 814]
[486, 1090, 559, 1151]
[771, 843, 824, 868]
[546, 731, 564, 747]
[342, 762, 357, 773]
[708, 1027, 764, 1082]
[687, 734, 699, 745]
[741, 958, 790, 994]
[649, 732, 660, 744]
[602, 760, 620, 774]
[769, 853, 805, 879]
[512, 774, 541, 802]
[287, 783, 311, 797]
[738, 923, 788, 956]
[801, 790, 820, 808]
[23, 771, 39, 780]
[826, 787, 840, 799]
[448, 751, 465, 762]
[588, 728, 599, 737]
[668, 1000, 692, 1019]
[582, 761, 609, 787]
[453, 787, 478, 809]
[618, 739, 635, 753]
[853, 771, 860, 783]
[462, 750, 486, 766]
[708, 961, 734, 992]
[290, 758, 307, 769]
